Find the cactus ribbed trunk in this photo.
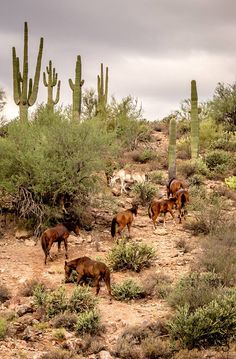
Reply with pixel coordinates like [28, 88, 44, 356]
[191, 80, 199, 160]
[43, 60, 61, 113]
[97, 63, 108, 115]
[168, 117, 177, 180]
[12, 22, 43, 122]
[69, 55, 84, 122]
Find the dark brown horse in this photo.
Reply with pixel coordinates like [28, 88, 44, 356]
[148, 198, 177, 228]
[64, 256, 112, 297]
[41, 222, 80, 265]
[111, 204, 138, 239]
[174, 188, 190, 223]
[166, 178, 186, 198]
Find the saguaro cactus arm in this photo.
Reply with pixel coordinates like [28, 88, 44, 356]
[190, 80, 199, 160]
[168, 117, 177, 180]
[28, 36, 44, 106]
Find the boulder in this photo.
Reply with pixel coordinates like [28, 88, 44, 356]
[15, 229, 32, 240]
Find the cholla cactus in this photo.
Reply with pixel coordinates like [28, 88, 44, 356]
[12, 22, 43, 121]
[43, 60, 60, 112]
[168, 117, 176, 180]
[69, 55, 84, 122]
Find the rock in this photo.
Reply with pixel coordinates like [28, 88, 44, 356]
[87, 235, 93, 243]
[98, 350, 113, 359]
[24, 239, 36, 247]
[16, 304, 34, 317]
[15, 229, 32, 240]
[111, 187, 121, 196]
[68, 234, 84, 245]
[154, 227, 168, 235]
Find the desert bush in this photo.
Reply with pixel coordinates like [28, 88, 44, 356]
[175, 239, 192, 253]
[211, 133, 236, 152]
[53, 313, 78, 330]
[177, 137, 191, 159]
[169, 290, 236, 349]
[33, 284, 49, 306]
[199, 117, 222, 149]
[0, 318, 7, 339]
[68, 286, 97, 314]
[184, 195, 225, 235]
[133, 182, 157, 205]
[19, 279, 47, 297]
[107, 241, 155, 272]
[132, 149, 157, 163]
[0, 284, 11, 303]
[112, 279, 145, 301]
[177, 119, 191, 136]
[52, 328, 66, 340]
[45, 287, 67, 318]
[188, 174, 204, 187]
[178, 159, 208, 179]
[40, 349, 74, 359]
[168, 272, 222, 312]
[205, 149, 232, 172]
[75, 310, 101, 335]
[149, 171, 166, 185]
[172, 349, 210, 359]
[75, 334, 107, 355]
[225, 176, 236, 190]
[115, 321, 171, 359]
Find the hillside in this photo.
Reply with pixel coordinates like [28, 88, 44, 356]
[0, 126, 236, 359]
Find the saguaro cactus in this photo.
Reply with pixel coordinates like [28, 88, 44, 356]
[168, 117, 177, 180]
[69, 55, 84, 122]
[97, 63, 108, 114]
[12, 22, 43, 122]
[43, 60, 61, 113]
[191, 80, 199, 160]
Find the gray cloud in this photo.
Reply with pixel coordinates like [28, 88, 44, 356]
[1, 0, 236, 120]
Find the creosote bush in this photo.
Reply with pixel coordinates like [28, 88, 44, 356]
[205, 149, 232, 172]
[107, 241, 155, 272]
[19, 279, 47, 297]
[112, 279, 145, 301]
[132, 148, 157, 163]
[169, 290, 236, 349]
[225, 176, 236, 190]
[0, 318, 7, 339]
[0, 284, 11, 303]
[53, 313, 78, 330]
[40, 349, 75, 359]
[68, 286, 97, 314]
[168, 272, 222, 312]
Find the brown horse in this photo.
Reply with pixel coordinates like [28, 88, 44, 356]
[166, 178, 186, 198]
[111, 204, 138, 239]
[64, 256, 112, 297]
[148, 198, 177, 228]
[41, 222, 80, 265]
[174, 188, 190, 223]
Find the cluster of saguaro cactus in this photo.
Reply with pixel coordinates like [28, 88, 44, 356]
[43, 60, 61, 113]
[190, 80, 199, 160]
[12, 22, 44, 122]
[168, 117, 177, 180]
[97, 63, 108, 114]
[69, 55, 84, 122]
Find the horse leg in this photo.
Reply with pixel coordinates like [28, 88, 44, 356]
[47, 240, 54, 261]
[152, 213, 158, 229]
[58, 240, 61, 253]
[64, 238, 68, 259]
[169, 210, 176, 225]
[76, 273, 84, 286]
[93, 276, 101, 295]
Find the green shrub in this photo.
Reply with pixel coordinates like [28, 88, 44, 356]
[112, 279, 145, 301]
[211, 134, 236, 152]
[45, 287, 67, 318]
[177, 137, 191, 160]
[188, 174, 204, 186]
[52, 328, 66, 340]
[178, 159, 209, 179]
[33, 284, 48, 307]
[68, 286, 97, 314]
[75, 310, 101, 335]
[40, 349, 74, 359]
[168, 272, 222, 312]
[133, 149, 157, 163]
[225, 176, 236, 190]
[133, 182, 157, 205]
[0, 284, 11, 303]
[199, 117, 222, 149]
[0, 318, 7, 339]
[205, 150, 231, 171]
[107, 242, 155, 272]
[169, 290, 236, 349]
[149, 171, 166, 185]
[20, 279, 46, 297]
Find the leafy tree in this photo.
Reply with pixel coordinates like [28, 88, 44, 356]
[210, 82, 236, 131]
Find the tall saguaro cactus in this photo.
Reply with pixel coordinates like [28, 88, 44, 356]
[190, 80, 199, 160]
[69, 55, 84, 122]
[168, 117, 177, 180]
[43, 60, 61, 113]
[12, 22, 43, 122]
[97, 63, 108, 114]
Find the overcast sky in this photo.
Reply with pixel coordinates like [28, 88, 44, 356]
[1, 0, 235, 121]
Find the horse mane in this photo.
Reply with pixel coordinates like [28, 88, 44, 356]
[129, 205, 138, 215]
[167, 177, 176, 189]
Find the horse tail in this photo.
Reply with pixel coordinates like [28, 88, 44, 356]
[111, 217, 117, 238]
[148, 203, 153, 219]
[41, 232, 49, 264]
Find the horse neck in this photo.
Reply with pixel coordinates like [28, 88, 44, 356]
[67, 260, 77, 269]
[130, 207, 137, 215]
[167, 177, 176, 188]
